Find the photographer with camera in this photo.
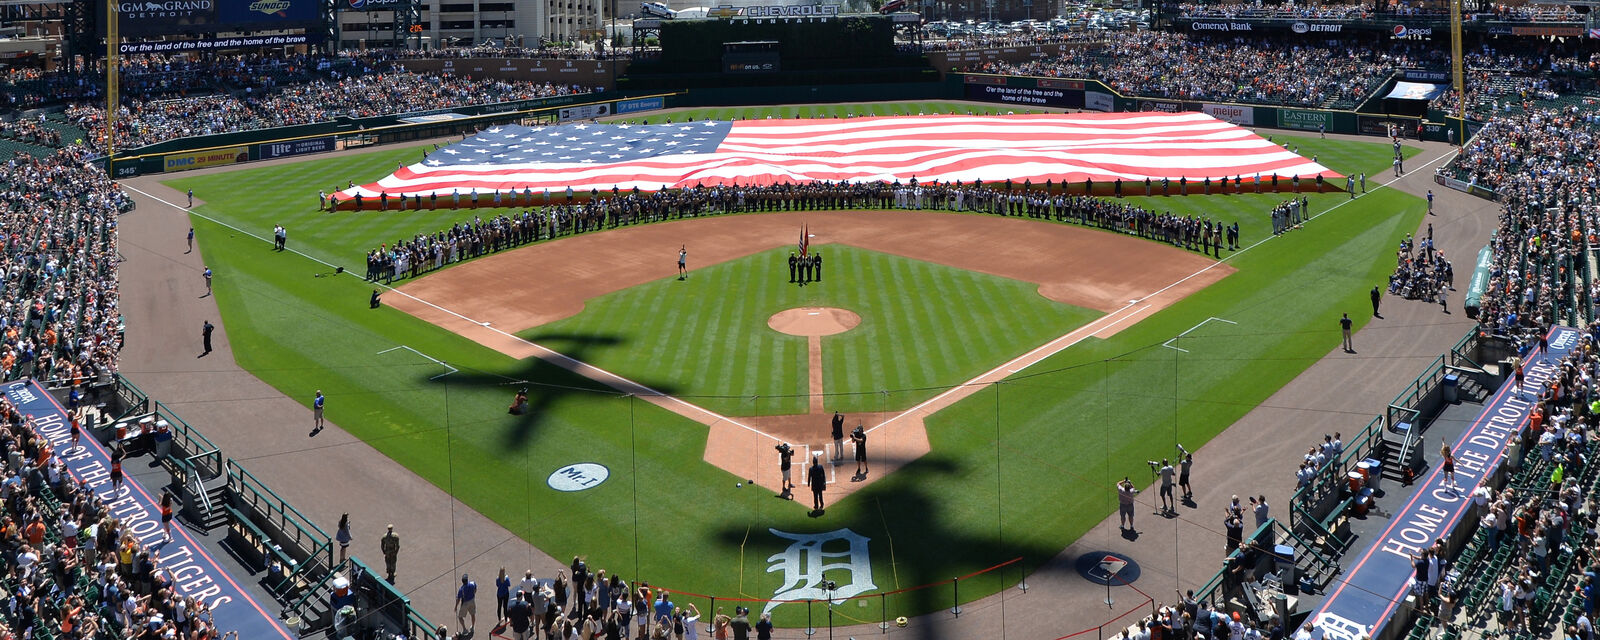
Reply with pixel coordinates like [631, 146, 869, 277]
[775, 443, 795, 499]
[1117, 477, 1140, 531]
[1151, 458, 1176, 515]
[1178, 444, 1194, 502]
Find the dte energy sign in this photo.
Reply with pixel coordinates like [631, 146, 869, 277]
[615, 97, 664, 114]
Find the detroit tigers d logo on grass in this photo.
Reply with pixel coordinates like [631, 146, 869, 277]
[763, 528, 876, 616]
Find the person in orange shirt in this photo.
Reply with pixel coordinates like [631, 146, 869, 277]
[23, 517, 44, 546]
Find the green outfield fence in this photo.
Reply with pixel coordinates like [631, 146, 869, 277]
[103, 92, 681, 179]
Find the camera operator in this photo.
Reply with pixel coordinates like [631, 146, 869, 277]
[1178, 444, 1194, 501]
[1117, 477, 1140, 531]
[1154, 458, 1176, 514]
[775, 443, 795, 498]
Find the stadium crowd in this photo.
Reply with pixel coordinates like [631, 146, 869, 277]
[958, 32, 1415, 108]
[450, 557, 776, 640]
[64, 72, 590, 150]
[0, 147, 128, 386]
[0, 392, 239, 640]
[1445, 101, 1600, 338]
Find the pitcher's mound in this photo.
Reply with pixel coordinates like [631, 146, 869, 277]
[768, 307, 862, 336]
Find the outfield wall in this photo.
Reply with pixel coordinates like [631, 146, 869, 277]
[396, 57, 623, 91]
[104, 71, 1485, 180]
[951, 73, 1485, 144]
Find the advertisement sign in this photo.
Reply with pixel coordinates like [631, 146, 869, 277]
[106, 0, 216, 36]
[1202, 103, 1253, 125]
[963, 75, 1007, 85]
[1138, 100, 1180, 113]
[1358, 115, 1409, 136]
[1511, 25, 1582, 37]
[1036, 79, 1084, 90]
[1189, 21, 1252, 32]
[347, 0, 411, 8]
[106, 0, 319, 36]
[118, 33, 317, 54]
[220, 0, 318, 24]
[615, 97, 665, 114]
[1391, 25, 1434, 38]
[1085, 91, 1113, 112]
[1277, 109, 1328, 131]
[258, 136, 336, 160]
[1402, 69, 1450, 82]
[164, 146, 248, 172]
[558, 104, 612, 121]
[1291, 21, 1342, 33]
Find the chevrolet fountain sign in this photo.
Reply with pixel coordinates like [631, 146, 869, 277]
[726, 3, 840, 18]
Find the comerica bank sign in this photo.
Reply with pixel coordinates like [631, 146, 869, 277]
[1190, 21, 1251, 31]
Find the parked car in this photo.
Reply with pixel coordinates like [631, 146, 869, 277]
[641, 2, 676, 18]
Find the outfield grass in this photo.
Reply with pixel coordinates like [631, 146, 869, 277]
[163, 115, 1428, 624]
[603, 101, 1050, 123]
[526, 246, 1100, 416]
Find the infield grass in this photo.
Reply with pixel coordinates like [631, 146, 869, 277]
[162, 118, 1428, 625]
[525, 246, 1099, 416]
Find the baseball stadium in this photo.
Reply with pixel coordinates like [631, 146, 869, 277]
[0, 1, 1592, 639]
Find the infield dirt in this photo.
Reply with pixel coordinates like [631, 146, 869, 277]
[385, 210, 1233, 500]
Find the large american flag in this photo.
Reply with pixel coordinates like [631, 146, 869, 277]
[337, 112, 1340, 203]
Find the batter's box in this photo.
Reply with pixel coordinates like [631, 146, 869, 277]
[375, 345, 459, 380]
[1162, 317, 1238, 353]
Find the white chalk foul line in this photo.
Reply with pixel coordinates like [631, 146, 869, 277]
[863, 145, 1460, 436]
[124, 183, 782, 444]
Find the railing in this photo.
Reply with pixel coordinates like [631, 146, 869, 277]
[346, 556, 443, 640]
[153, 399, 223, 479]
[1289, 414, 1384, 530]
[225, 458, 335, 575]
[1386, 353, 1445, 430]
[1191, 521, 1281, 623]
[1449, 328, 1483, 370]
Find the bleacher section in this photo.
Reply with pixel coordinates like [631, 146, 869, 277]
[1, 379, 295, 639]
[1311, 326, 1583, 640]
